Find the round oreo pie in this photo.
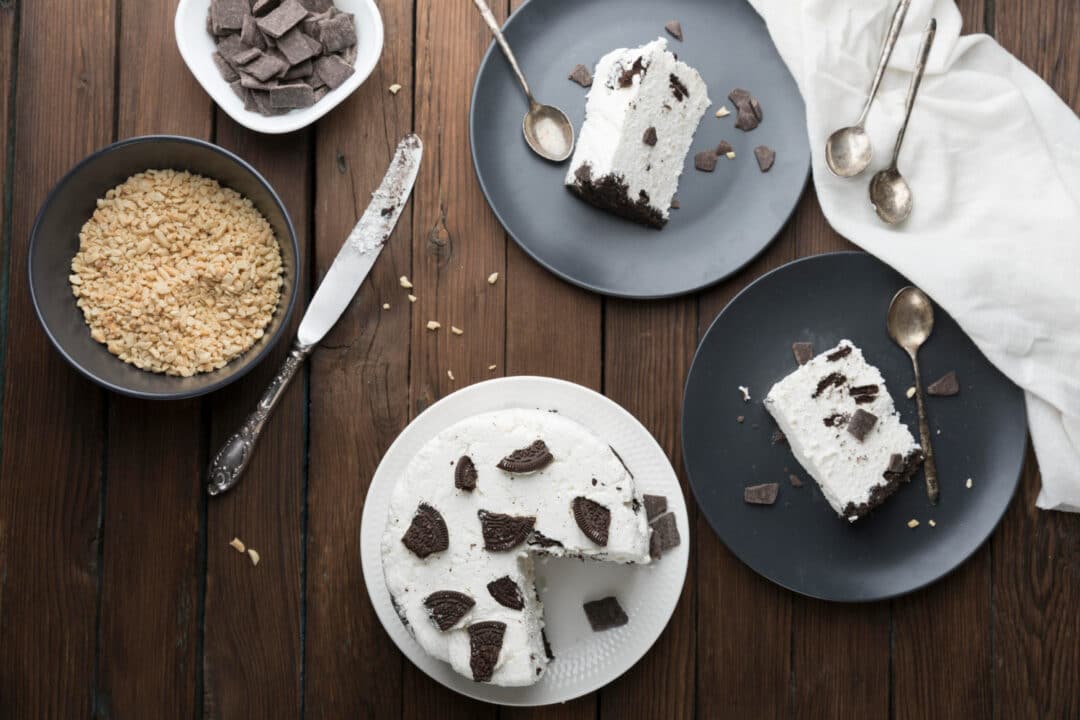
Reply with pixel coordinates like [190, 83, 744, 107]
[381, 409, 652, 686]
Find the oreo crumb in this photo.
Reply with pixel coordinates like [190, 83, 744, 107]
[487, 576, 525, 610]
[497, 440, 553, 473]
[455, 455, 478, 491]
[643, 127, 658, 146]
[643, 494, 667, 521]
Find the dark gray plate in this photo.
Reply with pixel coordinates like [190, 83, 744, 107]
[470, 0, 810, 299]
[682, 253, 1028, 601]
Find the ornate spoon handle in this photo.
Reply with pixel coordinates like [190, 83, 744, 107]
[206, 341, 312, 496]
[889, 18, 937, 169]
[909, 351, 939, 504]
[471, 0, 535, 106]
[857, 0, 912, 127]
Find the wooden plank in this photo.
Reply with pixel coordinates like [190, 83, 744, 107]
[201, 123, 310, 719]
[403, 0, 504, 715]
[93, 2, 211, 717]
[600, 297, 697, 720]
[0, 0, 114, 716]
[304, 0, 414, 715]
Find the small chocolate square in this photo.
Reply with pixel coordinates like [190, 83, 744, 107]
[754, 145, 776, 172]
[643, 127, 657, 146]
[744, 483, 779, 505]
[927, 371, 959, 397]
[649, 512, 680, 559]
[643, 494, 667, 521]
[583, 596, 629, 631]
[316, 13, 357, 53]
[244, 52, 289, 82]
[846, 409, 878, 442]
[276, 27, 319, 65]
[213, 52, 241, 83]
[239, 73, 277, 90]
[232, 46, 262, 65]
[211, 0, 249, 33]
[269, 82, 316, 109]
[568, 64, 593, 87]
[283, 58, 314, 80]
[792, 342, 813, 365]
[314, 53, 355, 89]
[241, 14, 268, 49]
[715, 140, 733, 156]
[256, 0, 308, 38]
[694, 151, 718, 172]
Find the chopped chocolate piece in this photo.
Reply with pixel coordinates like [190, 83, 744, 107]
[572, 497, 611, 546]
[754, 145, 776, 172]
[283, 58, 314, 80]
[300, 0, 335, 10]
[927, 371, 960, 397]
[239, 73, 278, 90]
[670, 73, 689, 101]
[744, 483, 780, 505]
[694, 151, 718, 172]
[886, 453, 905, 476]
[715, 140, 733, 156]
[276, 27, 319, 65]
[244, 52, 289, 82]
[269, 82, 316, 109]
[670, 196, 680, 209]
[233, 46, 263, 65]
[313, 85, 330, 102]
[812, 372, 846, 398]
[584, 597, 629, 631]
[826, 345, 852, 361]
[337, 44, 357, 65]
[487, 576, 525, 610]
[215, 34, 249, 62]
[823, 412, 849, 427]
[213, 52, 241, 83]
[497, 440, 553, 473]
[228, 80, 249, 104]
[526, 529, 563, 549]
[728, 88, 763, 131]
[251, 0, 281, 16]
[316, 13, 357, 53]
[256, 0, 308, 38]
[568, 63, 593, 87]
[789, 474, 803, 487]
[211, 0, 249, 33]
[401, 503, 449, 558]
[664, 19, 683, 41]
[423, 590, 474, 631]
[643, 127, 658, 146]
[241, 14, 268, 49]
[478, 510, 536, 551]
[792, 341, 814, 365]
[771, 429, 787, 445]
[649, 512, 680, 559]
[643, 494, 667, 521]
[468, 621, 507, 682]
[615, 57, 646, 88]
[846, 409, 878, 442]
[249, 89, 287, 116]
[313, 53, 354, 89]
[455, 455, 477, 491]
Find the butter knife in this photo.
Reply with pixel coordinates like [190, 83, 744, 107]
[207, 133, 423, 496]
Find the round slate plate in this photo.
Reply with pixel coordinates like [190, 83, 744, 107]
[361, 377, 689, 705]
[682, 253, 1027, 602]
[470, 0, 809, 299]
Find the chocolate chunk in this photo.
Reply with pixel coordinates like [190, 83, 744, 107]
[269, 82, 316, 109]
[455, 455, 477, 491]
[241, 14, 268, 49]
[649, 512, 680, 559]
[276, 27, 319, 65]
[316, 13, 357, 53]
[423, 590, 474, 631]
[744, 483, 780, 505]
[886, 453, 905, 476]
[643, 127, 658, 146]
[282, 58, 314, 80]
[497, 440, 553, 473]
[716, 140, 733, 156]
[401, 503, 449, 558]
[789, 474, 803, 487]
[616, 57, 646, 88]
[670, 196, 680, 209]
[487, 576, 525, 610]
[299, 0, 335, 10]
[251, 0, 281, 16]
[823, 412, 849, 427]
[670, 73, 689, 101]
[583, 597, 628, 631]
[846, 409, 878, 442]
[233, 46, 263, 65]
[771, 429, 787, 445]
[228, 80, 251, 106]
[694, 151, 718, 172]
[244, 52, 289, 82]
[313, 85, 330, 102]
[478, 510, 536, 551]
[211, 0, 249, 33]
[754, 145, 776, 172]
[239, 72, 278, 90]
[664, 20, 683, 41]
[213, 52, 241, 83]
[572, 497, 611, 546]
[527, 529, 563, 549]
[643, 494, 667, 521]
[729, 88, 763, 131]
[313, 53, 354, 89]
[927, 371, 960, 396]
[812, 372, 846, 398]
[568, 63, 593, 87]
[792, 341, 814, 365]
[468, 621, 507, 682]
[826, 344, 852, 361]
[256, 0, 308, 38]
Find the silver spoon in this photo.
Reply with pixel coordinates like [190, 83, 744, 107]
[825, 0, 912, 178]
[471, 0, 575, 162]
[870, 18, 937, 224]
[887, 286, 939, 504]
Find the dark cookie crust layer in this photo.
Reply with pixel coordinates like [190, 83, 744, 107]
[841, 449, 925, 519]
[568, 164, 666, 229]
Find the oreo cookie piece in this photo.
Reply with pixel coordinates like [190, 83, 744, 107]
[827, 345, 852, 361]
[744, 483, 779, 505]
[649, 512, 680, 559]
[401, 503, 449, 558]
[487, 576, 525, 610]
[423, 590, 475, 631]
[715, 140, 733, 156]
[497, 440, 553, 473]
[583, 596, 629, 631]
[643, 494, 667, 521]
[812, 372, 846, 398]
[789, 474, 804, 487]
[792, 341, 814, 365]
[849, 384, 880, 404]
[572, 497, 611, 546]
[468, 621, 507, 682]
[846, 409, 878, 442]
[927, 371, 960, 396]
[455, 455, 478, 491]
[478, 510, 536, 551]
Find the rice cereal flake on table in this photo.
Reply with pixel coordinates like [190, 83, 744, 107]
[69, 169, 284, 377]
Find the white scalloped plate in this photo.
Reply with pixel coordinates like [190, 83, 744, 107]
[360, 376, 688, 706]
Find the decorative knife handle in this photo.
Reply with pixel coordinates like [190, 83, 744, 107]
[206, 341, 313, 496]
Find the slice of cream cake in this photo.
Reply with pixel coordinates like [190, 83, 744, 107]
[381, 409, 651, 686]
[565, 38, 710, 228]
[764, 340, 924, 522]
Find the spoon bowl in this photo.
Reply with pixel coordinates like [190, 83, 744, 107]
[870, 167, 913, 224]
[825, 125, 873, 177]
[523, 103, 575, 162]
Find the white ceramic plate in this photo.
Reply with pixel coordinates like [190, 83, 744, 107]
[360, 377, 689, 706]
[175, 0, 384, 134]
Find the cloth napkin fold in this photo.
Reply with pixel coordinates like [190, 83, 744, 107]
[746, 0, 1080, 511]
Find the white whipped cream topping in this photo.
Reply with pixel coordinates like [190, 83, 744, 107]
[565, 38, 710, 220]
[765, 341, 921, 521]
[381, 409, 651, 686]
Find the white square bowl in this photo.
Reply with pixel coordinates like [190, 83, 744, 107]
[175, 0, 384, 134]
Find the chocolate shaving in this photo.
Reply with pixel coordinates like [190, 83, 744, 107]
[487, 576, 525, 610]
[423, 590, 474, 631]
[527, 529, 563, 549]
[497, 440, 553, 473]
[401, 503, 449, 559]
[478, 510, 535, 552]
[846, 409, 878, 442]
[455, 455, 477, 491]
[927, 371, 960, 396]
[572, 497, 611, 546]
[617, 57, 646, 88]
[744, 483, 779, 505]
[716, 140, 733, 156]
[468, 621, 506, 682]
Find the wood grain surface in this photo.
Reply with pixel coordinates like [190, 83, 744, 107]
[0, 0, 1078, 718]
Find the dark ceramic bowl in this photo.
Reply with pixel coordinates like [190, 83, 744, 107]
[29, 135, 300, 400]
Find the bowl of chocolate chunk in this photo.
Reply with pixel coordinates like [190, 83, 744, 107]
[29, 135, 300, 400]
[176, 0, 384, 134]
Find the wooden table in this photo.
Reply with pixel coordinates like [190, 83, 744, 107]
[1, 0, 1078, 717]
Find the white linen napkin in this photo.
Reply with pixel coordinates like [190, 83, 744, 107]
[746, 0, 1080, 511]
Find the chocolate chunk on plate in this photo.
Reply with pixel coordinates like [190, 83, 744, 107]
[789, 474, 803, 487]
[927, 370, 960, 396]
[568, 63, 593, 87]
[643, 494, 667, 521]
[283, 58, 314, 80]
[694, 151, 718, 172]
[729, 87, 763, 131]
[649, 512, 680, 559]
[846, 408, 878, 442]
[792, 342, 814, 365]
[744, 482, 779, 505]
[314, 54, 355, 89]
[256, 0, 308, 38]
[239, 72, 278, 91]
[715, 140, 733, 156]
[583, 596, 629, 632]
[664, 19, 683, 41]
[317, 13, 357, 53]
[754, 145, 776, 172]
[241, 14, 268, 49]
[643, 127, 658, 146]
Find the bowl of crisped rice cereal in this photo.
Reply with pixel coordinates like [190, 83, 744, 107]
[29, 135, 300, 399]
